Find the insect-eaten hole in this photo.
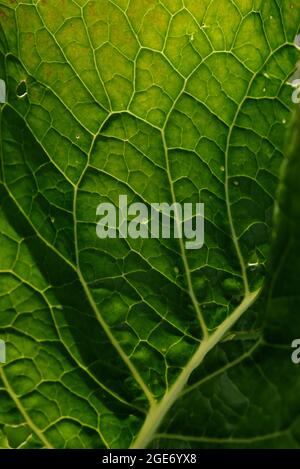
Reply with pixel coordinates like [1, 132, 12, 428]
[16, 80, 27, 99]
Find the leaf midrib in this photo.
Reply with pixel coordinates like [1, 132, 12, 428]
[131, 289, 262, 449]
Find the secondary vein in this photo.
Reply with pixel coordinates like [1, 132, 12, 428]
[0, 367, 53, 449]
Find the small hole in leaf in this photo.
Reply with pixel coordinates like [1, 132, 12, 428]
[16, 80, 27, 98]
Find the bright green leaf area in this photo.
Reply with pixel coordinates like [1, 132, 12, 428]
[0, 0, 300, 449]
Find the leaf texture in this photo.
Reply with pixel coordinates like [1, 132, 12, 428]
[0, 0, 299, 449]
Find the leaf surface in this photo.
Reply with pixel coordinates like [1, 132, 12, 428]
[0, 0, 299, 449]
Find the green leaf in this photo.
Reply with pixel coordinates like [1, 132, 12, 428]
[0, 0, 299, 449]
